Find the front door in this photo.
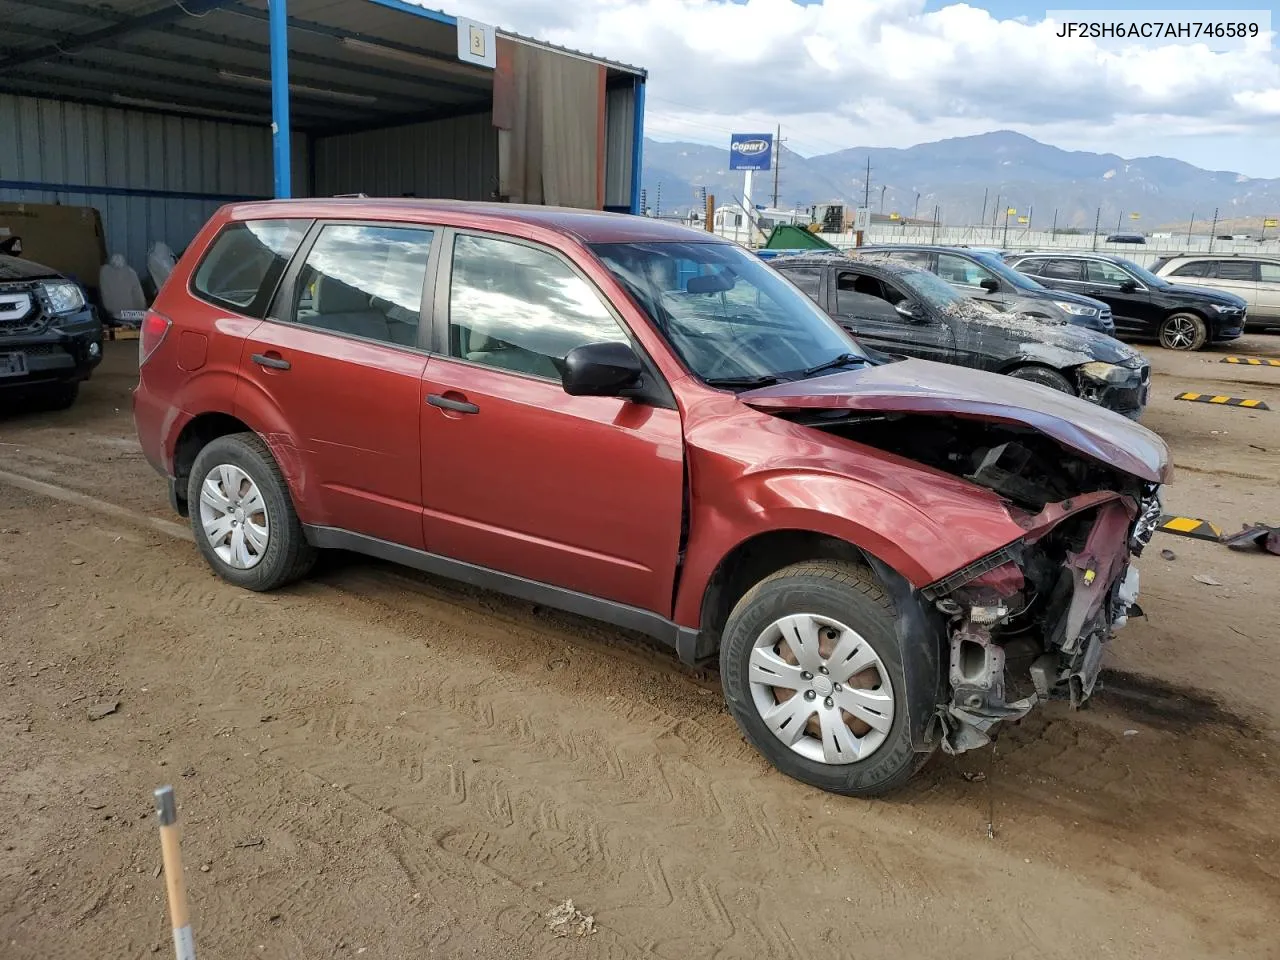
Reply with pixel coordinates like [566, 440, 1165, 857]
[831, 268, 954, 364]
[419, 230, 685, 615]
[1081, 259, 1157, 336]
[237, 221, 436, 548]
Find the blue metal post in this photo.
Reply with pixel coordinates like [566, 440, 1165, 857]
[269, 0, 292, 198]
[629, 77, 645, 215]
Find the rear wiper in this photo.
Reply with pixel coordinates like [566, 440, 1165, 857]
[802, 352, 865, 377]
[703, 374, 780, 389]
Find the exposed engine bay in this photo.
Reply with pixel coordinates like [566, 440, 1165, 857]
[794, 410, 1162, 754]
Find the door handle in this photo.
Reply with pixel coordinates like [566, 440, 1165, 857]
[426, 393, 479, 414]
[251, 352, 290, 370]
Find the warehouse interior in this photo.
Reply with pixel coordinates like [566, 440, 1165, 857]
[0, 0, 646, 306]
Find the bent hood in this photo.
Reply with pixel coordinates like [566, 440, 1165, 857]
[739, 358, 1171, 483]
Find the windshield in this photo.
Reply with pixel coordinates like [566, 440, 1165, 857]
[894, 267, 974, 310]
[589, 241, 867, 386]
[1114, 257, 1170, 288]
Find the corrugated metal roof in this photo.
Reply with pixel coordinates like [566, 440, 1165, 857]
[0, 0, 643, 134]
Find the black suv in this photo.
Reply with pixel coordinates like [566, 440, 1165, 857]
[0, 243, 104, 409]
[1003, 251, 1246, 351]
[857, 245, 1115, 333]
[772, 254, 1151, 418]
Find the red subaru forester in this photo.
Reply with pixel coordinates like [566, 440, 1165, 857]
[134, 199, 1170, 797]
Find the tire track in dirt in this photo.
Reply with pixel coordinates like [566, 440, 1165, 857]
[6, 466, 1279, 958]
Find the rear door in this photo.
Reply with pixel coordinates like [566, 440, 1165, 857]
[236, 220, 438, 548]
[417, 230, 684, 615]
[1256, 262, 1280, 321]
[1205, 260, 1260, 309]
[831, 268, 954, 363]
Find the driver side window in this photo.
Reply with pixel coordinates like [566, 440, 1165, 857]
[835, 271, 910, 321]
[1086, 260, 1134, 285]
[937, 253, 994, 286]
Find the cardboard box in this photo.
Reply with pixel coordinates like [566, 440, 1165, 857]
[0, 202, 108, 294]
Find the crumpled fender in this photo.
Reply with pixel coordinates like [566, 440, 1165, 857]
[672, 404, 1029, 629]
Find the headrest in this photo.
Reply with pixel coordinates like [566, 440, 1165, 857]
[316, 274, 370, 314]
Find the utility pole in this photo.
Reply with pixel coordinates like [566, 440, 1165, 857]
[770, 124, 786, 209]
[1187, 211, 1195, 247]
[1092, 207, 1101, 250]
[880, 184, 886, 213]
[913, 192, 920, 221]
[1209, 207, 1219, 252]
[980, 187, 988, 228]
[991, 194, 1001, 240]
[1050, 208, 1058, 237]
[863, 157, 871, 209]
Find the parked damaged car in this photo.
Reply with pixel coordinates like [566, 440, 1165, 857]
[134, 201, 1168, 797]
[0, 240, 104, 409]
[771, 254, 1151, 419]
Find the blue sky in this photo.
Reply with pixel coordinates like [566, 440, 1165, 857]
[463, 0, 1280, 178]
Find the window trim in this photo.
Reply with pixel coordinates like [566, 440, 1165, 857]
[265, 218, 444, 356]
[1036, 257, 1086, 283]
[432, 227, 676, 409]
[189, 217, 314, 318]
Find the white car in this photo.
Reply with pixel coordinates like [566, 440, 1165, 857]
[1150, 254, 1280, 331]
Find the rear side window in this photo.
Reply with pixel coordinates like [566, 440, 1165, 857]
[290, 223, 434, 348]
[1011, 258, 1043, 276]
[1260, 263, 1280, 283]
[1215, 261, 1258, 281]
[1170, 260, 1214, 278]
[192, 219, 309, 315]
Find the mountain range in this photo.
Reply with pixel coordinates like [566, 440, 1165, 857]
[640, 131, 1280, 230]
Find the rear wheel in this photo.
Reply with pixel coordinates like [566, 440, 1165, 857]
[1158, 312, 1207, 351]
[1008, 365, 1074, 393]
[187, 432, 316, 591]
[719, 560, 933, 797]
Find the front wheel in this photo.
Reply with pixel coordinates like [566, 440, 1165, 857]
[719, 561, 933, 797]
[187, 432, 317, 591]
[1158, 312, 1208, 351]
[1008, 365, 1074, 393]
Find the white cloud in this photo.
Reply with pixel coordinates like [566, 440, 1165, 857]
[445, 0, 1280, 175]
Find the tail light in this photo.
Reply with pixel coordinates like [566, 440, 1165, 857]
[139, 309, 172, 366]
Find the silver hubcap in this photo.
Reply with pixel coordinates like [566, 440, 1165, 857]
[748, 613, 895, 765]
[199, 464, 270, 570]
[1163, 316, 1196, 349]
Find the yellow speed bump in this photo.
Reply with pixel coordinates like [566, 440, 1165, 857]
[1221, 356, 1280, 367]
[1157, 514, 1223, 541]
[1175, 392, 1270, 410]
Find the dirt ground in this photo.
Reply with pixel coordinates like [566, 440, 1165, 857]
[1, 334, 1278, 959]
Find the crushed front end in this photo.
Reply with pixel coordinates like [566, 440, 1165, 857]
[921, 446, 1162, 754]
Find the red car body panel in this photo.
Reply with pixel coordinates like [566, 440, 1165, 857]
[134, 199, 1166, 641]
[419, 356, 685, 613]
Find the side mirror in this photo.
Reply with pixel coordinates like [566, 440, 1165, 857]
[895, 301, 926, 322]
[979, 278, 1000, 293]
[1119, 279, 1138, 292]
[562, 341, 643, 397]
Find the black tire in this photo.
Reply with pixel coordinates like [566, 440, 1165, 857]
[1007, 365, 1074, 393]
[187, 431, 317, 591]
[29, 381, 80, 411]
[1158, 312, 1208, 351]
[719, 560, 934, 797]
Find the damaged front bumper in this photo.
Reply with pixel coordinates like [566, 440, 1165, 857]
[926, 487, 1161, 755]
[1076, 361, 1150, 421]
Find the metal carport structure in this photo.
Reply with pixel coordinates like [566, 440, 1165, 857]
[0, 0, 647, 278]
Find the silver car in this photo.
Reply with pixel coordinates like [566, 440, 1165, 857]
[1150, 254, 1280, 331]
